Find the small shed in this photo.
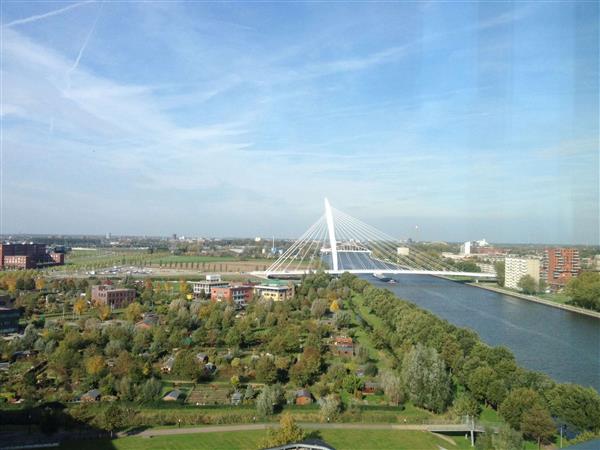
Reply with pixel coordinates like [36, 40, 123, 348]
[295, 389, 312, 405]
[163, 389, 182, 402]
[196, 352, 209, 364]
[161, 356, 175, 373]
[81, 389, 101, 402]
[362, 381, 381, 394]
[230, 391, 243, 405]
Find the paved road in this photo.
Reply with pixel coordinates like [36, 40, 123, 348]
[126, 422, 482, 438]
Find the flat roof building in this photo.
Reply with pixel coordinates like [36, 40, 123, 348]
[190, 275, 229, 297]
[254, 282, 294, 302]
[0, 243, 65, 270]
[91, 285, 136, 309]
[541, 248, 581, 290]
[505, 257, 540, 290]
[211, 285, 254, 307]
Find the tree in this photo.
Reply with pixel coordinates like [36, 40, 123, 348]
[85, 355, 105, 379]
[230, 375, 240, 389]
[521, 404, 555, 449]
[73, 298, 87, 317]
[35, 277, 46, 290]
[139, 378, 162, 403]
[98, 403, 128, 435]
[255, 356, 278, 384]
[256, 385, 283, 416]
[262, 413, 306, 447]
[565, 272, 600, 311]
[498, 388, 543, 430]
[517, 275, 537, 295]
[545, 384, 600, 432]
[172, 350, 201, 381]
[401, 344, 452, 413]
[379, 370, 404, 406]
[334, 311, 352, 328]
[124, 302, 143, 322]
[451, 392, 481, 418]
[310, 299, 328, 318]
[495, 261, 505, 287]
[320, 394, 342, 422]
[97, 304, 111, 321]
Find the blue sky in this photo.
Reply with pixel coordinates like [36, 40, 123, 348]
[1, 1, 598, 244]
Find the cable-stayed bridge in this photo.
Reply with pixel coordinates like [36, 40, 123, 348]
[254, 199, 496, 279]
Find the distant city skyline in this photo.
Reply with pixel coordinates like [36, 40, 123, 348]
[2, 1, 598, 244]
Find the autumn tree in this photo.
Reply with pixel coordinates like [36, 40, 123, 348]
[73, 298, 87, 317]
[262, 413, 306, 448]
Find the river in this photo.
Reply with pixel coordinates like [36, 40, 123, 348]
[367, 275, 600, 391]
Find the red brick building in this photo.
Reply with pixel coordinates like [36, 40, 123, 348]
[0, 243, 65, 269]
[91, 285, 136, 308]
[210, 285, 254, 306]
[541, 248, 581, 290]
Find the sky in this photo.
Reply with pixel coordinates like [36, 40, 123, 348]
[1, 1, 598, 244]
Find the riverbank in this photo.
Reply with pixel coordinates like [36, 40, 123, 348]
[468, 282, 600, 319]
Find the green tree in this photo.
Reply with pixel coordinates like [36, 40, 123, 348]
[138, 378, 162, 403]
[172, 350, 201, 381]
[565, 272, 600, 311]
[499, 388, 543, 430]
[546, 384, 600, 432]
[452, 392, 482, 419]
[517, 275, 537, 295]
[124, 302, 143, 322]
[255, 356, 278, 384]
[256, 385, 283, 416]
[521, 404, 555, 449]
[401, 344, 452, 413]
[494, 261, 505, 287]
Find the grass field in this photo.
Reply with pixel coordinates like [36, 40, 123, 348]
[59, 429, 473, 450]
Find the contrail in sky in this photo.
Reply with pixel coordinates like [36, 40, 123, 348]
[68, 1, 103, 76]
[2, 1, 95, 28]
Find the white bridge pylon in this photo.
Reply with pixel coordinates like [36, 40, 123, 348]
[259, 199, 496, 279]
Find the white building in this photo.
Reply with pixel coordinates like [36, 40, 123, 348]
[460, 241, 471, 255]
[505, 257, 540, 290]
[189, 274, 228, 297]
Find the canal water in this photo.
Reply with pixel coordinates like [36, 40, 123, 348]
[367, 275, 600, 391]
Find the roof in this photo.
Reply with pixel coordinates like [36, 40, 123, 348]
[163, 389, 181, 400]
[82, 389, 100, 398]
[333, 337, 353, 345]
[296, 389, 311, 398]
[231, 391, 243, 399]
[162, 356, 175, 368]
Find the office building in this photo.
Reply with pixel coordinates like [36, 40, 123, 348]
[211, 285, 254, 307]
[0, 308, 20, 334]
[254, 283, 294, 301]
[190, 274, 229, 297]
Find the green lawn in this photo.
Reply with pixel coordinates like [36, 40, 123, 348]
[59, 429, 473, 450]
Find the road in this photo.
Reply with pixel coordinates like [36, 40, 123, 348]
[123, 422, 484, 438]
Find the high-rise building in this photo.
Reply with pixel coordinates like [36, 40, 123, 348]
[541, 248, 580, 290]
[505, 257, 541, 290]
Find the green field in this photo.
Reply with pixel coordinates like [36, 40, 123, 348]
[59, 429, 473, 450]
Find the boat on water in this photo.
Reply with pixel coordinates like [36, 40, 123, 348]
[373, 272, 393, 282]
